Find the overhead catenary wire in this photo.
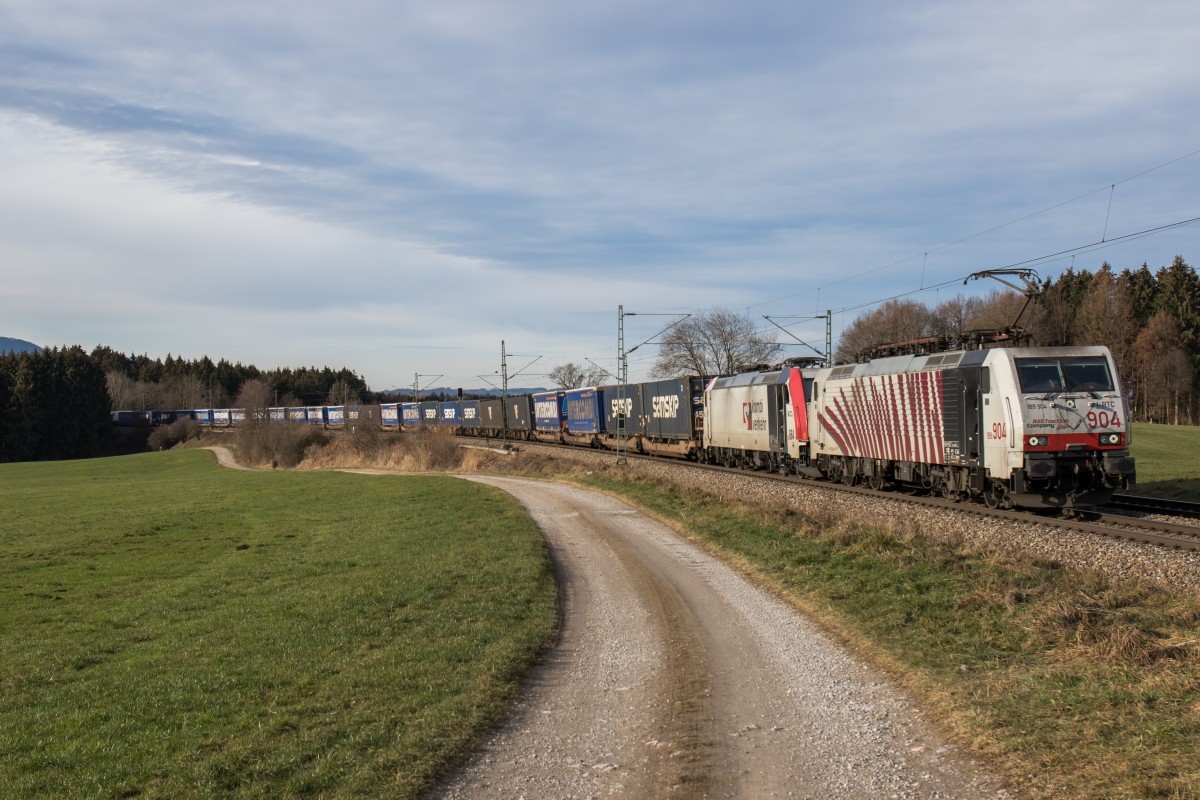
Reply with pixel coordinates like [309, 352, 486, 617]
[747, 147, 1200, 311]
[826, 214, 1200, 318]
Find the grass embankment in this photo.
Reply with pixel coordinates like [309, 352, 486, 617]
[541, 463, 1199, 800]
[1131, 422, 1200, 500]
[0, 451, 557, 799]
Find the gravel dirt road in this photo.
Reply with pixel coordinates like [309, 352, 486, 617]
[204, 445, 256, 471]
[434, 476, 1008, 800]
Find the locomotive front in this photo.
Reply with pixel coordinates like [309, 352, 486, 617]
[987, 346, 1135, 508]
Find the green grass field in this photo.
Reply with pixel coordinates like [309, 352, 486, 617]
[0, 451, 557, 799]
[1130, 422, 1200, 499]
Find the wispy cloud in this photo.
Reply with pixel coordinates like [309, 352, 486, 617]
[1, 0, 1198, 385]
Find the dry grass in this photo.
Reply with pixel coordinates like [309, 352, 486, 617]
[297, 428, 506, 473]
[147, 417, 200, 450]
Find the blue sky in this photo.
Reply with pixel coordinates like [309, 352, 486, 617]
[2, 0, 1197, 390]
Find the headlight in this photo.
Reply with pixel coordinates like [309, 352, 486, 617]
[1027, 435, 1048, 447]
[1101, 433, 1122, 445]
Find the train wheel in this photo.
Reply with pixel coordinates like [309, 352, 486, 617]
[983, 481, 1007, 509]
[868, 473, 884, 492]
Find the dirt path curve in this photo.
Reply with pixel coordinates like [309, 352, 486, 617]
[203, 446, 257, 471]
[434, 476, 1008, 800]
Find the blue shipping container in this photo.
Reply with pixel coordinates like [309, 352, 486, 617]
[326, 406, 346, 428]
[381, 403, 400, 427]
[286, 407, 307, 423]
[640, 377, 704, 441]
[438, 401, 460, 426]
[269, 407, 286, 423]
[420, 401, 439, 426]
[602, 384, 642, 436]
[193, 409, 213, 425]
[460, 400, 481, 429]
[565, 388, 605, 434]
[400, 403, 420, 427]
[306, 407, 326, 426]
[533, 391, 565, 432]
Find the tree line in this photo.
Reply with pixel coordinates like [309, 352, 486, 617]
[93, 347, 372, 410]
[0, 345, 373, 462]
[838, 255, 1199, 424]
[0, 346, 110, 462]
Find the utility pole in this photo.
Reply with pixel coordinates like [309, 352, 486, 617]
[477, 342, 540, 446]
[617, 306, 628, 464]
[825, 309, 832, 367]
[501, 339, 509, 442]
[615, 307, 692, 465]
[413, 374, 443, 403]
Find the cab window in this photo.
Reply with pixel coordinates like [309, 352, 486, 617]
[1015, 356, 1114, 393]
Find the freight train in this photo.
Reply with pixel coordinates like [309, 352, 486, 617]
[115, 344, 1135, 510]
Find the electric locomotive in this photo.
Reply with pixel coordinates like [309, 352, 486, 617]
[807, 346, 1134, 508]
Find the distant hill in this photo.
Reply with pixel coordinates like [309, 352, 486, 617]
[0, 337, 42, 355]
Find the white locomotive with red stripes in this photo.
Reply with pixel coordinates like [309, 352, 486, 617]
[701, 345, 1135, 509]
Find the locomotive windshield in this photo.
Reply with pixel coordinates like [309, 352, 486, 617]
[1015, 356, 1115, 394]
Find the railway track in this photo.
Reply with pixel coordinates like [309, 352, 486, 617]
[497, 437, 1200, 554]
[1108, 493, 1200, 520]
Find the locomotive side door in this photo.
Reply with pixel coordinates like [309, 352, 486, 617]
[771, 382, 787, 454]
[980, 365, 1013, 481]
[960, 367, 982, 464]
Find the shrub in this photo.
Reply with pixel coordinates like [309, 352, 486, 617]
[147, 418, 200, 451]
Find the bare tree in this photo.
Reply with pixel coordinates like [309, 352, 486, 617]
[929, 290, 1028, 337]
[236, 379, 274, 425]
[650, 308, 781, 378]
[105, 370, 137, 410]
[105, 371, 160, 410]
[928, 294, 984, 337]
[1133, 311, 1194, 423]
[548, 362, 608, 389]
[968, 289, 1029, 331]
[1076, 266, 1137, 382]
[161, 374, 206, 409]
[835, 300, 933, 362]
[235, 378, 274, 463]
[327, 379, 361, 406]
